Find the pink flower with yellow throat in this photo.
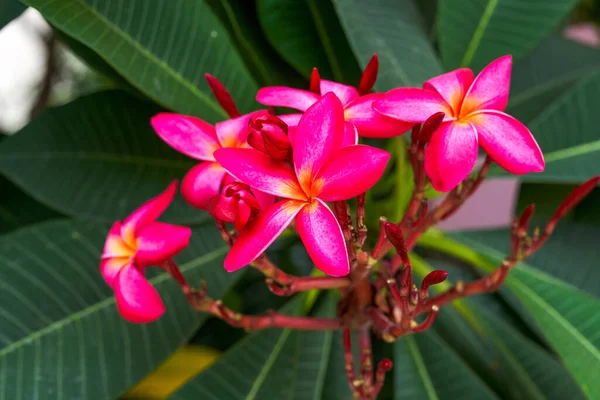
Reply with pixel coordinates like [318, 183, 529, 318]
[374, 55, 545, 192]
[214, 93, 390, 276]
[100, 181, 191, 323]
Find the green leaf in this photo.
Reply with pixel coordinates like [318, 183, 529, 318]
[23, 0, 258, 121]
[489, 68, 600, 182]
[0, 220, 235, 399]
[203, 0, 305, 87]
[395, 332, 498, 400]
[0, 91, 206, 224]
[171, 294, 337, 399]
[331, 0, 443, 88]
[0, 177, 63, 234]
[508, 36, 600, 125]
[0, 0, 25, 30]
[438, 0, 579, 71]
[321, 326, 353, 399]
[420, 233, 600, 398]
[258, 0, 361, 83]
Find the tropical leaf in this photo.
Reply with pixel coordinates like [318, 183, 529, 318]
[203, 0, 305, 87]
[438, 0, 579, 71]
[331, 0, 443, 89]
[0, 91, 207, 224]
[22, 0, 258, 122]
[0, 220, 236, 399]
[171, 294, 336, 399]
[258, 0, 361, 83]
[0, 0, 25, 30]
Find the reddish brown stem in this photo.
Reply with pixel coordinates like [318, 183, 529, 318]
[359, 328, 373, 391]
[266, 275, 350, 295]
[356, 193, 367, 247]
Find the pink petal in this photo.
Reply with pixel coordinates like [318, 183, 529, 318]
[425, 121, 478, 192]
[343, 122, 358, 147]
[460, 55, 512, 116]
[100, 257, 129, 288]
[315, 145, 390, 201]
[320, 80, 360, 106]
[121, 181, 177, 246]
[102, 221, 133, 259]
[373, 88, 454, 123]
[296, 199, 349, 276]
[114, 264, 166, 323]
[215, 110, 268, 149]
[278, 114, 303, 147]
[214, 148, 306, 200]
[134, 222, 192, 267]
[256, 87, 319, 112]
[294, 93, 345, 193]
[345, 93, 413, 138]
[181, 162, 227, 210]
[423, 68, 474, 115]
[151, 113, 219, 161]
[222, 173, 274, 210]
[468, 110, 544, 174]
[224, 199, 305, 272]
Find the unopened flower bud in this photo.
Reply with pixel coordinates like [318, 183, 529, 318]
[418, 112, 445, 144]
[358, 54, 379, 95]
[207, 182, 261, 231]
[204, 73, 240, 118]
[247, 115, 291, 161]
[310, 67, 321, 94]
[420, 270, 448, 300]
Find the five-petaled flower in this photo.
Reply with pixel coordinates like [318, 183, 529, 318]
[100, 181, 191, 323]
[214, 93, 391, 276]
[374, 55, 545, 192]
[256, 79, 412, 140]
[151, 111, 273, 210]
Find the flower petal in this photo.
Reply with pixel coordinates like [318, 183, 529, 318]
[373, 88, 454, 123]
[344, 93, 413, 138]
[215, 110, 268, 148]
[114, 264, 166, 323]
[294, 93, 346, 193]
[181, 162, 227, 210]
[296, 199, 349, 276]
[423, 68, 474, 114]
[343, 122, 358, 147]
[214, 148, 306, 200]
[320, 80, 360, 105]
[221, 173, 274, 210]
[100, 256, 129, 288]
[425, 121, 478, 192]
[102, 221, 133, 259]
[224, 199, 305, 272]
[151, 113, 219, 161]
[121, 181, 177, 246]
[278, 113, 303, 127]
[256, 87, 319, 112]
[315, 145, 390, 201]
[460, 55, 512, 116]
[134, 222, 192, 267]
[468, 110, 545, 174]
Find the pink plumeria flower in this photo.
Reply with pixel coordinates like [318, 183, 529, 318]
[151, 110, 274, 210]
[214, 93, 390, 276]
[100, 181, 191, 323]
[256, 80, 412, 140]
[374, 55, 545, 192]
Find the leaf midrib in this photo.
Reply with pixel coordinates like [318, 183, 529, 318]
[0, 246, 227, 358]
[459, 0, 499, 67]
[406, 336, 440, 400]
[307, 0, 344, 82]
[25, 0, 227, 118]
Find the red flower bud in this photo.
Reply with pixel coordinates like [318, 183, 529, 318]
[207, 182, 260, 231]
[551, 176, 599, 223]
[204, 73, 241, 118]
[247, 115, 291, 161]
[418, 112, 445, 144]
[421, 270, 448, 291]
[310, 67, 321, 94]
[358, 54, 379, 95]
[517, 204, 535, 236]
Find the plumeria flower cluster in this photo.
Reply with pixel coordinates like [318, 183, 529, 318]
[99, 54, 597, 399]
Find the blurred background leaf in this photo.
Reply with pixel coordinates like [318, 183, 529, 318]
[0, 0, 26, 30]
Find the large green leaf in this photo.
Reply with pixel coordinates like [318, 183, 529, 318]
[0, 220, 235, 399]
[331, 0, 443, 89]
[23, 0, 258, 121]
[489, 68, 600, 182]
[204, 0, 305, 87]
[258, 0, 360, 83]
[0, 91, 206, 224]
[171, 294, 336, 399]
[438, 0, 578, 71]
[420, 233, 600, 398]
[0, 0, 25, 30]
